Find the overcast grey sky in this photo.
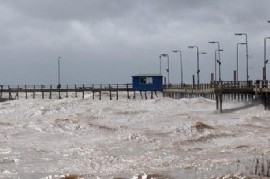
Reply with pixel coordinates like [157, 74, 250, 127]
[1, 0, 270, 85]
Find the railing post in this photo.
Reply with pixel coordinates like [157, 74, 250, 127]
[75, 85, 78, 98]
[58, 85, 61, 99]
[66, 85, 68, 98]
[116, 84, 119, 100]
[109, 84, 112, 100]
[0, 85, 2, 98]
[127, 84, 130, 99]
[33, 85, 35, 99]
[82, 85, 85, 99]
[92, 84, 95, 100]
[49, 85, 52, 99]
[99, 84, 102, 100]
[8, 85, 11, 100]
[16, 85, 19, 99]
[24, 85, 27, 99]
[42, 85, 44, 99]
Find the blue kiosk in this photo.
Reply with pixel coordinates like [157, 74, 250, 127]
[132, 74, 163, 91]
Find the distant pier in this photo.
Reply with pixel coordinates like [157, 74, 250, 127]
[1, 81, 270, 113]
[0, 84, 159, 101]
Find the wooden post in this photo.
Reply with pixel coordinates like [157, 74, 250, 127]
[99, 84, 102, 100]
[151, 91, 153, 99]
[109, 84, 112, 100]
[42, 85, 44, 99]
[116, 84, 119, 100]
[49, 85, 52, 99]
[16, 85, 19, 99]
[82, 85, 85, 99]
[211, 73, 214, 83]
[155, 91, 158, 98]
[33, 85, 35, 99]
[66, 85, 68, 98]
[145, 91, 147, 100]
[92, 84, 94, 99]
[0, 85, 3, 98]
[216, 92, 219, 110]
[58, 86, 61, 99]
[8, 85, 11, 100]
[75, 85, 78, 98]
[133, 90, 136, 99]
[219, 92, 223, 113]
[265, 93, 267, 110]
[127, 84, 130, 99]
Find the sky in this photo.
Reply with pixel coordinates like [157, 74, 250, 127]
[0, 0, 270, 85]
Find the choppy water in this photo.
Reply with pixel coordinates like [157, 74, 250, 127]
[0, 92, 270, 178]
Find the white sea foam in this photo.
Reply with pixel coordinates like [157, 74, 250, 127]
[0, 92, 269, 178]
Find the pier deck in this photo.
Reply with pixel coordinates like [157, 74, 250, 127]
[1, 81, 270, 112]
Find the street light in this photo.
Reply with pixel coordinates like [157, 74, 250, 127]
[188, 46, 206, 85]
[264, 37, 270, 81]
[172, 50, 183, 85]
[216, 49, 223, 82]
[160, 53, 170, 85]
[236, 43, 246, 82]
[235, 33, 249, 82]
[208, 41, 221, 82]
[57, 56, 61, 89]
[159, 55, 162, 74]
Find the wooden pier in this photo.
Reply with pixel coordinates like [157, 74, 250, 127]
[0, 84, 159, 101]
[1, 81, 270, 113]
[163, 81, 270, 113]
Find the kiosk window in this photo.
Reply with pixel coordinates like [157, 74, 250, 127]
[140, 77, 153, 84]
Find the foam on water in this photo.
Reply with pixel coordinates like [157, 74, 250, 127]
[0, 92, 269, 178]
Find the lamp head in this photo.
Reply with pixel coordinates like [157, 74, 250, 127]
[188, 46, 194, 49]
[235, 33, 243, 36]
[208, 41, 217, 44]
[160, 53, 168, 57]
[200, 52, 207, 54]
[172, 50, 179, 53]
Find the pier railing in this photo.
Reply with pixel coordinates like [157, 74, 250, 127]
[0, 84, 133, 91]
[163, 80, 259, 90]
[0, 84, 136, 100]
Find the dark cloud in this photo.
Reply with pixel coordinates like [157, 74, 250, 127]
[0, 0, 270, 84]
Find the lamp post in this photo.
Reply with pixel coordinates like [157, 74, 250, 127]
[208, 41, 221, 82]
[159, 55, 162, 74]
[172, 50, 183, 85]
[236, 43, 246, 82]
[216, 49, 223, 82]
[264, 37, 270, 81]
[57, 56, 61, 89]
[188, 46, 199, 85]
[160, 54, 170, 85]
[235, 33, 249, 82]
[188, 46, 206, 85]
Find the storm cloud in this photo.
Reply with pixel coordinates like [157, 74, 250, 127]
[0, 0, 270, 85]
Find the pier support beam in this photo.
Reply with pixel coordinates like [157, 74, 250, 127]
[219, 93, 223, 113]
[216, 93, 219, 110]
